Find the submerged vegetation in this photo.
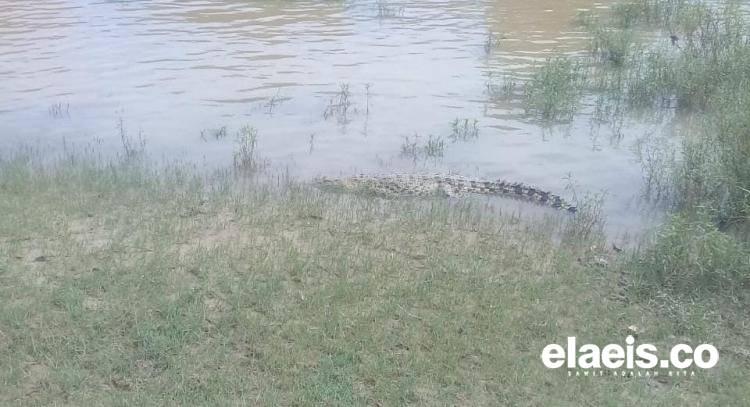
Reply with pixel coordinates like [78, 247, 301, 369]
[232, 125, 265, 173]
[523, 57, 586, 121]
[449, 118, 480, 142]
[400, 133, 446, 160]
[400, 119, 480, 162]
[483, 32, 506, 55]
[485, 72, 519, 101]
[323, 83, 355, 124]
[48, 102, 70, 119]
[376, 0, 404, 19]
[521, 0, 750, 301]
[200, 126, 228, 141]
[117, 117, 147, 161]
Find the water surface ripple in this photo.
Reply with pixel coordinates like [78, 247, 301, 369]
[1, 0, 664, 236]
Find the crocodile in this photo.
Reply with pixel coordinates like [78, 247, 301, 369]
[313, 174, 577, 213]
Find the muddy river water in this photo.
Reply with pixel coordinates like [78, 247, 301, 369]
[1, 0, 667, 237]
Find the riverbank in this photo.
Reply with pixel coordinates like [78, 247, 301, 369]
[2, 0, 750, 404]
[0, 155, 747, 405]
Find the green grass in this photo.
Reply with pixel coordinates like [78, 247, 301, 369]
[323, 83, 355, 124]
[0, 154, 748, 405]
[449, 118, 480, 142]
[605, 0, 750, 227]
[400, 134, 446, 161]
[3, 1, 750, 404]
[523, 57, 586, 122]
[519, 0, 750, 302]
[633, 213, 750, 295]
[232, 125, 265, 173]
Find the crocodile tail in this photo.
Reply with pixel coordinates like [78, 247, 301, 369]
[493, 179, 577, 213]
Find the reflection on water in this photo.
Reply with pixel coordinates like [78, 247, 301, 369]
[0, 0, 663, 237]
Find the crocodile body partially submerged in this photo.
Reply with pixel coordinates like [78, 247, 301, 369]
[314, 174, 577, 213]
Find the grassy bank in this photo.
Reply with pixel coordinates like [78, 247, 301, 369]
[0, 155, 748, 405]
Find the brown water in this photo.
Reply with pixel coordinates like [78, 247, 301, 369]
[0, 0, 664, 237]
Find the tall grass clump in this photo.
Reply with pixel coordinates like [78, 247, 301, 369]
[232, 125, 265, 173]
[609, 0, 692, 28]
[579, 11, 638, 67]
[673, 93, 750, 230]
[448, 118, 479, 142]
[523, 57, 585, 121]
[591, 27, 637, 67]
[117, 117, 146, 161]
[634, 214, 750, 295]
[48, 102, 70, 119]
[376, 0, 404, 18]
[561, 192, 606, 243]
[485, 73, 518, 101]
[423, 134, 445, 158]
[323, 83, 355, 124]
[400, 133, 446, 161]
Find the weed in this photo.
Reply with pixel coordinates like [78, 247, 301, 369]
[483, 32, 506, 55]
[323, 83, 355, 124]
[591, 26, 637, 67]
[117, 117, 146, 160]
[232, 125, 265, 173]
[400, 134, 420, 160]
[633, 134, 676, 202]
[376, 1, 404, 18]
[523, 57, 585, 121]
[562, 177, 607, 242]
[265, 88, 287, 115]
[200, 126, 228, 141]
[633, 213, 750, 295]
[400, 133, 445, 161]
[423, 134, 445, 158]
[449, 118, 479, 142]
[485, 73, 518, 101]
[364, 83, 371, 115]
[48, 102, 70, 119]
